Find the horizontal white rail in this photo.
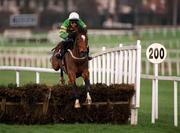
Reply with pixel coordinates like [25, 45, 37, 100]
[0, 66, 59, 87]
[141, 74, 179, 127]
[141, 74, 180, 81]
[0, 66, 56, 73]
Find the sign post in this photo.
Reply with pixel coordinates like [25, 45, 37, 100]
[146, 43, 167, 124]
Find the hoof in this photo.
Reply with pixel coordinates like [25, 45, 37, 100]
[86, 92, 92, 105]
[74, 99, 80, 108]
[85, 98, 92, 105]
[60, 79, 65, 85]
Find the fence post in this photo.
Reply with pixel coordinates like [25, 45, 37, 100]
[36, 72, 40, 84]
[136, 40, 141, 108]
[155, 64, 158, 120]
[131, 40, 141, 125]
[152, 77, 155, 124]
[16, 71, 20, 87]
[102, 47, 106, 84]
[174, 81, 178, 127]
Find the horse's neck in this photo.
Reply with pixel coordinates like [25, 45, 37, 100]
[72, 41, 80, 57]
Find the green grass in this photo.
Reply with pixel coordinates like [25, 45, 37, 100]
[0, 71, 83, 86]
[0, 29, 180, 132]
[0, 71, 180, 132]
[0, 123, 179, 133]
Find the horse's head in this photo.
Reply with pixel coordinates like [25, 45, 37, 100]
[74, 28, 88, 58]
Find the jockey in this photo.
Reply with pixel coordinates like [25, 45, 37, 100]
[56, 12, 91, 60]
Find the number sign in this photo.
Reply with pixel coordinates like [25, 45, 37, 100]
[146, 43, 167, 64]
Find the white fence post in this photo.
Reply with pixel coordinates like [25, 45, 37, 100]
[155, 64, 158, 120]
[36, 72, 40, 84]
[102, 47, 106, 84]
[110, 52, 114, 84]
[16, 71, 20, 87]
[131, 40, 141, 125]
[136, 40, 141, 108]
[106, 53, 110, 85]
[89, 59, 93, 84]
[152, 78, 155, 124]
[97, 56, 101, 83]
[174, 81, 178, 127]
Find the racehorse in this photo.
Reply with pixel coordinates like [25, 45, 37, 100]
[51, 27, 92, 108]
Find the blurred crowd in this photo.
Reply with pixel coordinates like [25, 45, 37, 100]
[0, 0, 179, 31]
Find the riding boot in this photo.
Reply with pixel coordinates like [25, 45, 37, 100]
[56, 39, 71, 59]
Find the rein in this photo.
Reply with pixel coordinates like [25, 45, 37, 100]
[67, 49, 87, 60]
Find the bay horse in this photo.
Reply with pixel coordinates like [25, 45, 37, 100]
[51, 27, 92, 108]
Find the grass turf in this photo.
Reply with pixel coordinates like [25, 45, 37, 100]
[0, 71, 179, 132]
[0, 30, 180, 132]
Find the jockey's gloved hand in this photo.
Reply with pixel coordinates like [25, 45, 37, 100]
[67, 38, 74, 42]
[65, 38, 74, 44]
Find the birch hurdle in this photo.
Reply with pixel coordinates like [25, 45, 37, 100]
[89, 40, 141, 125]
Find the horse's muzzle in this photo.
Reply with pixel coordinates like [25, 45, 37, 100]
[80, 51, 88, 58]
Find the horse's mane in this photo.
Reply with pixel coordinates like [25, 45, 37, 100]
[77, 26, 87, 35]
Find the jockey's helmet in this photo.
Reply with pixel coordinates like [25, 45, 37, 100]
[69, 12, 79, 20]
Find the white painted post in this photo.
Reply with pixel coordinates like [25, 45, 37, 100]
[136, 40, 141, 108]
[115, 51, 119, 83]
[128, 50, 132, 84]
[132, 50, 136, 83]
[152, 79, 155, 124]
[124, 50, 127, 83]
[154, 63, 158, 120]
[119, 45, 123, 84]
[97, 56, 101, 83]
[131, 40, 141, 125]
[110, 52, 114, 84]
[89, 60, 93, 84]
[174, 81, 178, 127]
[36, 72, 40, 84]
[102, 47, 106, 83]
[93, 58, 97, 84]
[16, 71, 20, 87]
[106, 53, 110, 85]
[151, 64, 159, 123]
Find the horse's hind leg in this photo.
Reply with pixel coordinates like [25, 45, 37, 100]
[82, 72, 92, 105]
[68, 72, 80, 108]
[60, 68, 65, 85]
[84, 79, 92, 105]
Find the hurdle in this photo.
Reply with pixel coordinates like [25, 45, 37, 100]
[89, 40, 141, 125]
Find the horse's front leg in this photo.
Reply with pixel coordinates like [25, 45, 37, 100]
[82, 71, 92, 105]
[68, 72, 80, 108]
[59, 68, 65, 85]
